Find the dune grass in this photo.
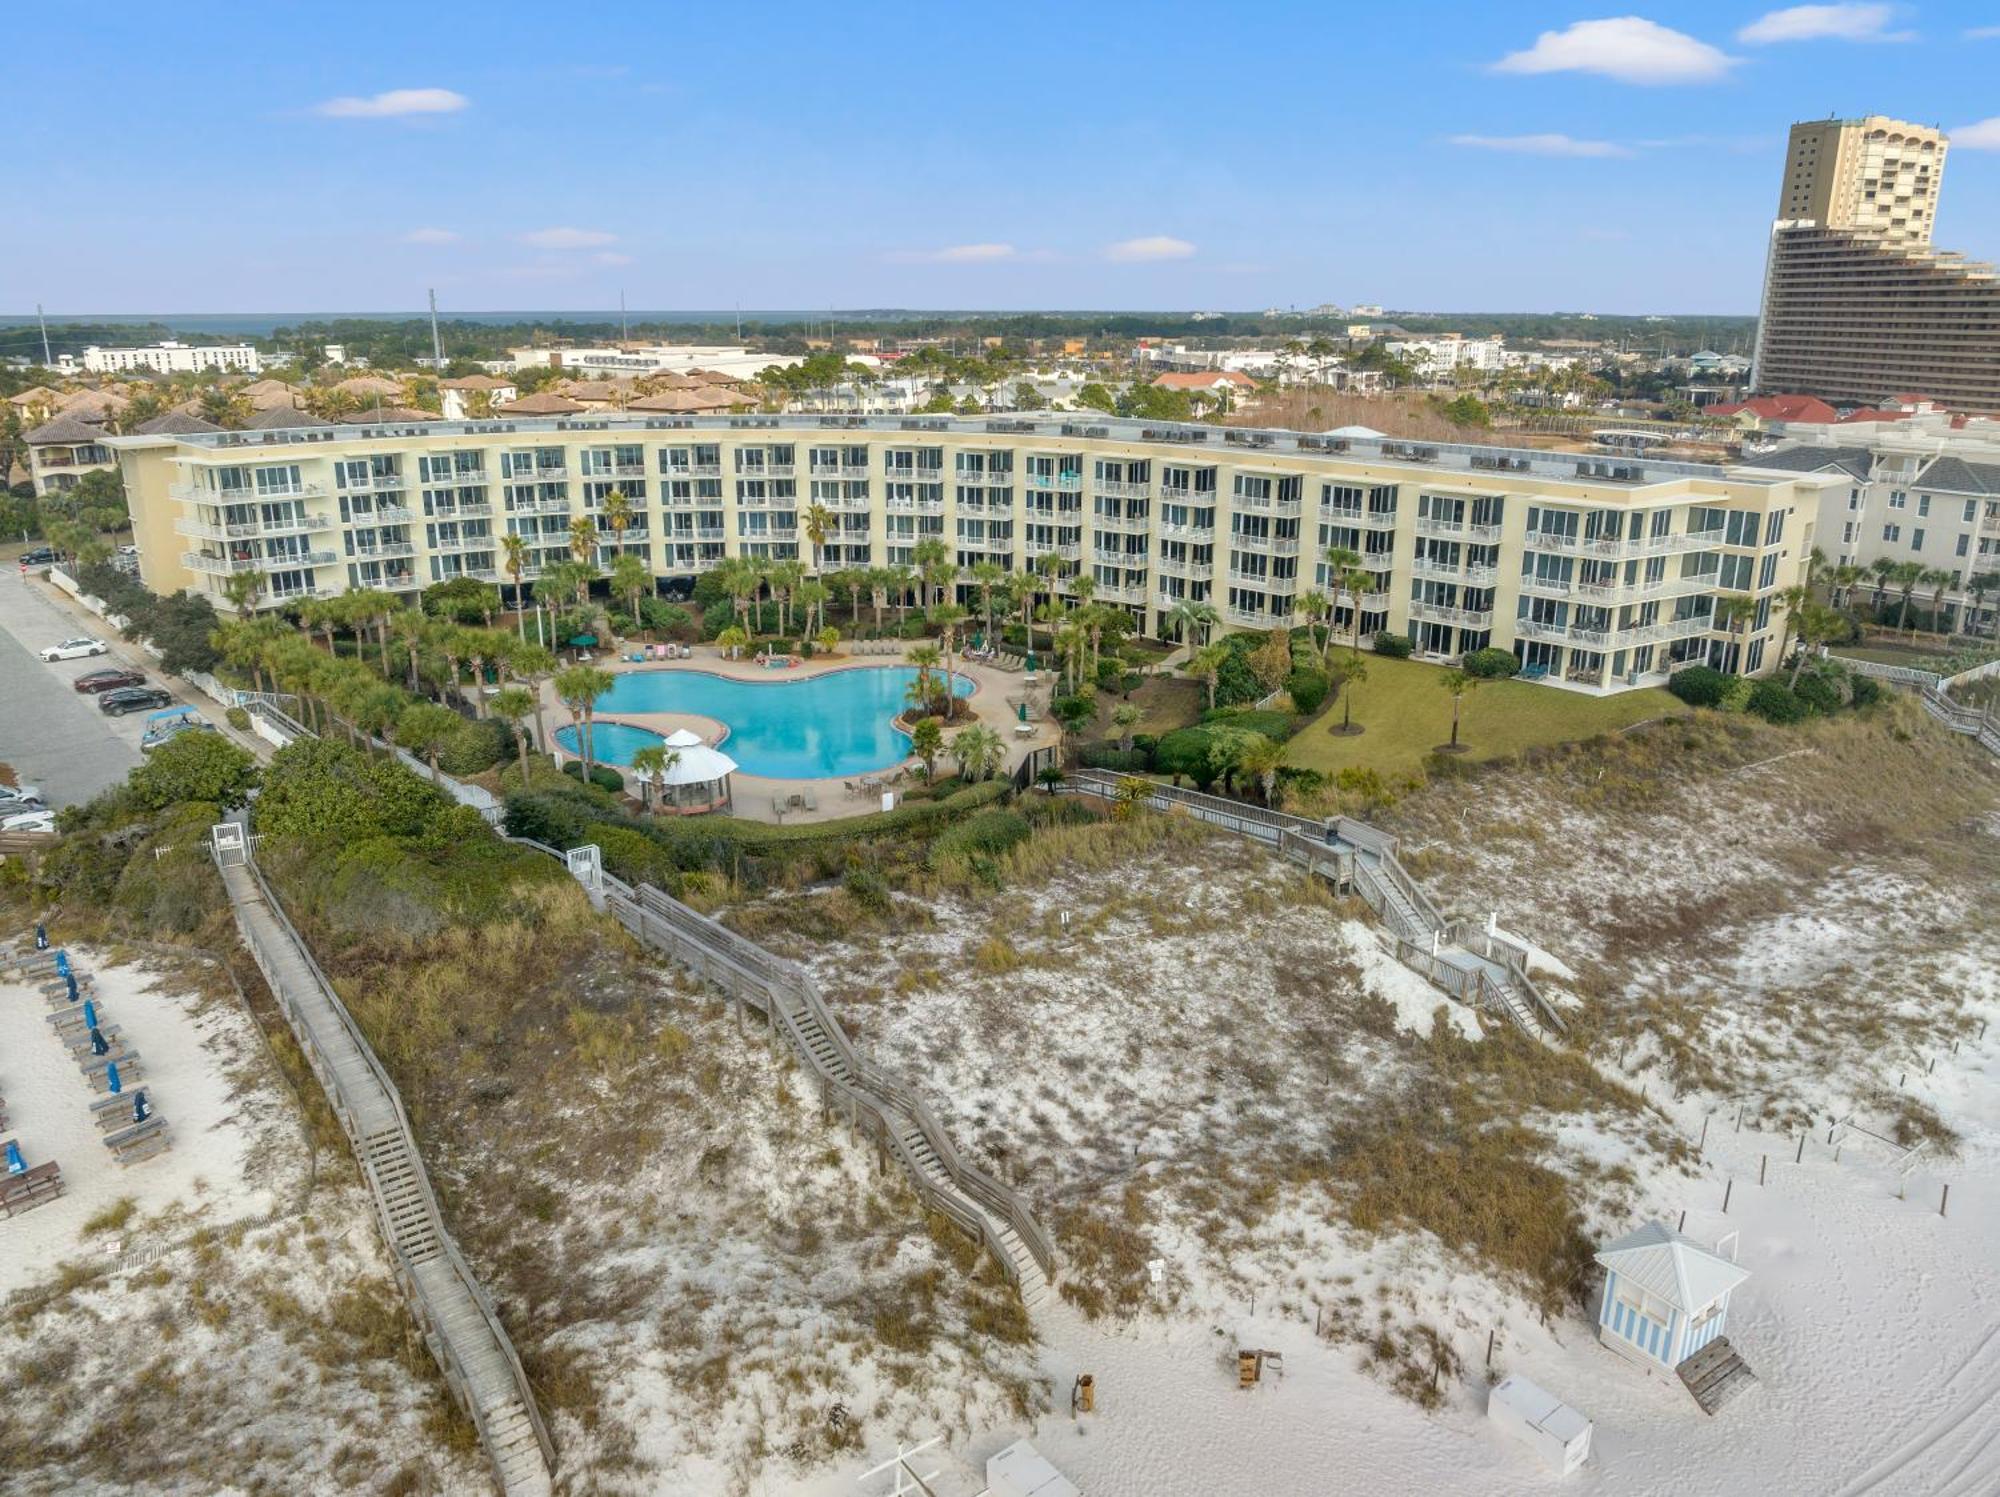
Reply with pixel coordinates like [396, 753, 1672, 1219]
[1287, 652, 1679, 778]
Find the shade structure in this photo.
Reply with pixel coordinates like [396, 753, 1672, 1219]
[662, 728, 705, 748]
[638, 738, 738, 813]
[659, 743, 738, 784]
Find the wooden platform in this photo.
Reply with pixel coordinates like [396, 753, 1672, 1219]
[1, 1159, 64, 1217]
[1678, 1336, 1757, 1414]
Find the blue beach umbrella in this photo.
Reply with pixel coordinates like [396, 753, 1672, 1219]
[106, 1061, 122, 1095]
[4, 1141, 23, 1175]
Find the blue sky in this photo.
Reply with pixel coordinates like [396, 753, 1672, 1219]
[12, 2, 2000, 315]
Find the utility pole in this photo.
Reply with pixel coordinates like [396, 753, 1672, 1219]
[36, 303, 51, 367]
[619, 288, 628, 343]
[428, 287, 443, 370]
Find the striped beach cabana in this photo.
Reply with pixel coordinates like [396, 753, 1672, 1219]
[1594, 1222, 1748, 1372]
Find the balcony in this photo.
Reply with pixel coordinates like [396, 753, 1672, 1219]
[1618, 615, 1712, 645]
[507, 497, 571, 515]
[1414, 515, 1501, 543]
[172, 481, 324, 504]
[371, 505, 417, 524]
[694, 526, 726, 541]
[1411, 599, 1495, 630]
[1225, 606, 1273, 627]
[510, 466, 569, 483]
[175, 518, 261, 542]
[611, 462, 648, 479]
[1525, 526, 1726, 561]
[1227, 569, 1276, 586]
[428, 534, 496, 554]
[338, 472, 406, 492]
[1026, 472, 1085, 491]
[1160, 521, 1216, 541]
[885, 497, 946, 514]
[1322, 505, 1399, 529]
[429, 500, 492, 518]
[1156, 554, 1202, 577]
[1333, 588, 1392, 612]
[1515, 618, 1609, 649]
[351, 541, 417, 559]
[1094, 479, 1151, 501]
[1024, 540, 1082, 561]
[182, 549, 336, 576]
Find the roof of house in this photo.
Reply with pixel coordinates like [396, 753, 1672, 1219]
[1595, 1222, 1749, 1312]
[1834, 407, 1904, 424]
[556, 379, 632, 401]
[1707, 393, 1839, 424]
[131, 411, 226, 435]
[7, 385, 60, 408]
[24, 413, 113, 446]
[330, 375, 405, 397]
[495, 391, 586, 415]
[55, 388, 131, 418]
[1151, 370, 1257, 390]
[336, 406, 440, 425]
[238, 379, 301, 408]
[239, 406, 334, 430]
[1912, 455, 2000, 495]
[438, 374, 515, 390]
[626, 387, 756, 413]
[1735, 443, 1874, 480]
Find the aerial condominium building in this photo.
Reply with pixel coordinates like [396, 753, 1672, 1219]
[108, 414, 1829, 689]
[1755, 115, 2000, 409]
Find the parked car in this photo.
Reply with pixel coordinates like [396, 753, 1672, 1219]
[40, 637, 107, 661]
[74, 667, 147, 694]
[140, 707, 213, 752]
[0, 784, 45, 808]
[18, 546, 57, 566]
[100, 686, 174, 716]
[0, 810, 56, 834]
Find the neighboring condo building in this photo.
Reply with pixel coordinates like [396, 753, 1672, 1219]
[80, 341, 262, 375]
[1754, 116, 2000, 410]
[107, 414, 1829, 690]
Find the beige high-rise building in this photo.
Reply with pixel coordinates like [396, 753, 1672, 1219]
[1755, 115, 2000, 410]
[1776, 115, 1945, 248]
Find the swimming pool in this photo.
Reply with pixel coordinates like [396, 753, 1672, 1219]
[556, 666, 975, 778]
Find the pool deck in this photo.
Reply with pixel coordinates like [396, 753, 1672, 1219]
[541, 643, 1056, 823]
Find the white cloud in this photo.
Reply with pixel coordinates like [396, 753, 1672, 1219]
[1966, 25, 2000, 37]
[889, 242, 1022, 264]
[1739, 5, 1913, 43]
[1492, 18, 1739, 84]
[1449, 132, 1632, 158]
[1948, 118, 2000, 149]
[312, 88, 468, 119]
[517, 227, 618, 250]
[403, 227, 459, 245]
[1103, 235, 1196, 263]
[592, 251, 635, 266]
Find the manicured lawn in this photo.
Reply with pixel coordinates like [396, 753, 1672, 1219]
[1286, 653, 1679, 779]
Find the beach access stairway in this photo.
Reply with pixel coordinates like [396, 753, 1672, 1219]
[210, 826, 554, 1496]
[1057, 769, 1567, 1045]
[510, 840, 1054, 1308]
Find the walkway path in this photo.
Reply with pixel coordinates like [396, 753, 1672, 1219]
[212, 832, 554, 1495]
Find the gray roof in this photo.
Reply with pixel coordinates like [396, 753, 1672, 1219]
[238, 405, 334, 431]
[1912, 455, 2000, 496]
[132, 410, 225, 435]
[24, 412, 110, 445]
[1736, 444, 1873, 480]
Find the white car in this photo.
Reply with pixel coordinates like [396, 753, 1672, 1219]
[0, 810, 56, 834]
[0, 784, 42, 806]
[41, 637, 107, 661]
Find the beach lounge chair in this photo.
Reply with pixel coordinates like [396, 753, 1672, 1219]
[802, 790, 817, 812]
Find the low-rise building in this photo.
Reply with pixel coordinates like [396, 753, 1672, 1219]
[438, 374, 518, 419]
[108, 414, 1825, 691]
[24, 412, 117, 494]
[81, 340, 260, 375]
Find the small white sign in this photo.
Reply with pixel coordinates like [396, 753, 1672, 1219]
[880, 791, 895, 813]
[1148, 1258, 1166, 1284]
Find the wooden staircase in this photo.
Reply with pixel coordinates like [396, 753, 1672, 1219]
[1678, 1336, 1758, 1414]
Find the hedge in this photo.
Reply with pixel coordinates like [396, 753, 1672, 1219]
[1666, 665, 1731, 708]
[1199, 706, 1294, 740]
[931, 807, 1032, 862]
[1285, 668, 1330, 714]
[1373, 631, 1413, 658]
[1461, 647, 1519, 679]
[438, 717, 514, 776]
[1079, 744, 1151, 772]
[1745, 679, 1807, 724]
[562, 760, 627, 794]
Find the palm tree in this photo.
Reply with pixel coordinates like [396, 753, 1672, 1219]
[970, 560, 1007, 648]
[1968, 571, 2000, 640]
[887, 565, 918, 628]
[1236, 733, 1289, 807]
[1772, 583, 1809, 668]
[1167, 597, 1220, 648]
[1334, 652, 1367, 736]
[220, 568, 269, 616]
[552, 664, 614, 779]
[931, 602, 967, 696]
[1921, 567, 1954, 637]
[768, 558, 805, 636]
[1192, 641, 1230, 710]
[1787, 601, 1846, 688]
[1867, 556, 1898, 614]
[867, 568, 891, 636]
[630, 743, 673, 811]
[1891, 561, 1925, 636]
[912, 536, 955, 608]
[1439, 667, 1477, 750]
[491, 686, 537, 782]
[830, 566, 867, 627]
[1326, 546, 1372, 656]
[610, 553, 652, 633]
[951, 723, 1004, 782]
[600, 489, 632, 557]
[1300, 589, 1332, 664]
[797, 579, 830, 638]
[394, 701, 461, 783]
[713, 557, 760, 633]
[906, 642, 943, 714]
[1111, 702, 1142, 752]
[802, 501, 834, 574]
[567, 514, 599, 567]
[716, 624, 750, 659]
[500, 533, 529, 637]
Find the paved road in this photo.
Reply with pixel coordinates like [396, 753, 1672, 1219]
[0, 573, 161, 807]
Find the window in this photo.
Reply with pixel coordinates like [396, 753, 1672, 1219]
[1966, 500, 1978, 523]
[1766, 509, 1787, 545]
[1958, 535, 1970, 557]
[1758, 553, 1779, 589]
[1884, 523, 1901, 543]
[1918, 494, 1931, 518]
[1911, 528, 1925, 551]
[1889, 490, 1906, 509]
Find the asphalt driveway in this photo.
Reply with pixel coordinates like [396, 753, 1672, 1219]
[0, 572, 156, 808]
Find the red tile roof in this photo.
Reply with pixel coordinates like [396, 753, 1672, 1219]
[1708, 394, 1838, 423]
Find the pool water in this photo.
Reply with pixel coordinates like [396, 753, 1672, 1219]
[556, 666, 975, 778]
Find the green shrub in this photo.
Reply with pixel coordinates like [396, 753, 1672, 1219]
[1849, 675, 1886, 709]
[1373, 631, 1413, 659]
[638, 597, 694, 636]
[843, 867, 891, 911]
[437, 717, 513, 776]
[1079, 744, 1151, 772]
[1666, 665, 1731, 708]
[932, 808, 1032, 862]
[562, 760, 627, 794]
[1285, 668, 1330, 714]
[1212, 639, 1263, 707]
[1792, 669, 1844, 715]
[1461, 647, 1519, 679]
[1199, 707, 1293, 740]
[1093, 657, 1123, 691]
[128, 732, 259, 812]
[1744, 679, 1807, 724]
[225, 705, 252, 731]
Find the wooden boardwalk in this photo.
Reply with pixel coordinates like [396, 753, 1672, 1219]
[213, 834, 554, 1495]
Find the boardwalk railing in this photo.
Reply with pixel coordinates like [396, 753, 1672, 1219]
[509, 837, 1056, 1296]
[214, 830, 555, 1494]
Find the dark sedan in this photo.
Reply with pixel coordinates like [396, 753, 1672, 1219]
[73, 668, 147, 694]
[98, 686, 174, 716]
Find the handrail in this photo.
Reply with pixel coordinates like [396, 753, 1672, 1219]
[221, 838, 555, 1487]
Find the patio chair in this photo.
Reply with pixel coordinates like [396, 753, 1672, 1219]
[803, 790, 818, 812]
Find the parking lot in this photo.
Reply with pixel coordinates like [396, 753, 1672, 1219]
[0, 569, 200, 808]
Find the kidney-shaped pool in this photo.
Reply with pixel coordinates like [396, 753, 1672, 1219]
[556, 665, 976, 779]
